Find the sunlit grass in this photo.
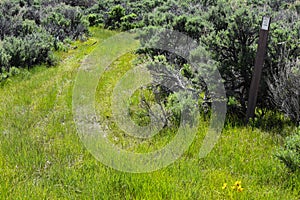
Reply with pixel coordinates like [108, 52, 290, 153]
[0, 27, 299, 199]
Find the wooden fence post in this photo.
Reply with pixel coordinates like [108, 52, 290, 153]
[246, 16, 271, 123]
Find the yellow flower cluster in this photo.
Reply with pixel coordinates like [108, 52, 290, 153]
[232, 181, 244, 192]
[222, 180, 244, 192]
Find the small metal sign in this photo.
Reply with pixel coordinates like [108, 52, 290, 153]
[261, 16, 270, 30]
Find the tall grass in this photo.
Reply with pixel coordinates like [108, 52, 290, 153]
[0, 27, 299, 199]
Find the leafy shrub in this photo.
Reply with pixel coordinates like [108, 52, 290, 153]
[166, 91, 199, 126]
[0, 46, 11, 70]
[86, 13, 101, 26]
[276, 128, 300, 172]
[0, 66, 20, 82]
[59, 0, 96, 8]
[42, 3, 88, 41]
[0, 6, 23, 39]
[2, 37, 26, 68]
[20, 19, 39, 36]
[202, 3, 261, 113]
[2, 32, 54, 69]
[120, 13, 139, 31]
[104, 5, 126, 30]
[0, 0, 91, 81]
[23, 32, 55, 66]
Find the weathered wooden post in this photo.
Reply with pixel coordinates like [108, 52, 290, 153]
[246, 16, 271, 123]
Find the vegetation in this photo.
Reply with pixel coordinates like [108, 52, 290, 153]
[0, 0, 299, 199]
[276, 127, 300, 172]
[1, 0, 298, 119]
[268, 54, 300, 124]
[0, 28, 299, 199]
[0, 0, 89, 76]
[89, 0, 300, 119]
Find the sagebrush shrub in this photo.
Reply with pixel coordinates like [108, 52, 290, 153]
[268, 55, 300, 124]
[104, 5, 126, 30]
[0, 46, 11, 70]
[2, 32, 54, 69]
[42, 3, 88, 41]
[276, 128, 300, 172]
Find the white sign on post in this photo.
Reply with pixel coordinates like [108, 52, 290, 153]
[261, 16, 270, 30]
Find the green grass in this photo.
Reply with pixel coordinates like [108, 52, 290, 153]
[0, 27, 299, 199]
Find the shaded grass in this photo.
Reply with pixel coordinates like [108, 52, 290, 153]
[0, 27, 299, 199]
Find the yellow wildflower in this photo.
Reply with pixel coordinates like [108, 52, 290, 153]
[231, 180, 243, 191]
[222, 183, 227, 190]
[234, 181, 242, 187]
[237, 186, 244, 192]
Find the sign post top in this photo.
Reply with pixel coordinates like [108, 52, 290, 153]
[261, 16, 271, 31]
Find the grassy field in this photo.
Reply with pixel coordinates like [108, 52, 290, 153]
[0, 27, 299, 199]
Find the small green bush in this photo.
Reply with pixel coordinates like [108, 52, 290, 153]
[0, 46, 11, 70]
[104, 5, 126, 30]
[20, 19, 38, 36]
[87, 13, 101, 26]
[2, 32, 54, 69]
[2, 36, 26, 68]
[0, 66, 20, 82]
[121, 13, 138, 31]
[42, 4, 88, 41]
[276, 128, 300, 172]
